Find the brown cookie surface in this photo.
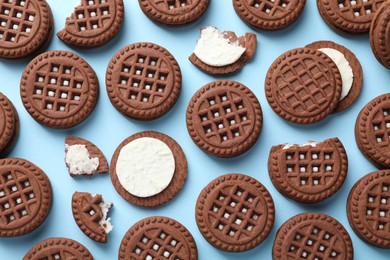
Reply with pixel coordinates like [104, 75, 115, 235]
[0, 0, 53, 59]
[57, 0, 124, 49]
[196, 174, 275, 252]
[265, 47, 342, 124]
[110, 131, 187, 207]
[0, 158, 52, 237]
[273, 212, 354, 260]
[347, 170, 390, 248]
[23, 237, 94, 260]
[20, 50, 99, 129]
[0, 92, 19, 158]
[106, 42, 182, 121]
[268, 138, 348, 203]
[232, 0, 306, 31]
[355, 94, 390, 169]
[138, 0, 210, 27]
[186, 80, 262, 158]
[370, 1, 390, 69]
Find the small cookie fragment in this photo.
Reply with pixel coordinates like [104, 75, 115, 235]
[65, 136, 108, 176]
[20, 50, 99, 129]
[186, 80, 263, 158]
[106, 42, 182, 121]
[355, 94, 390, 169]
[23, 237, 94, 260]
[57, 0, 124, 48]
[268, 138, 348, 203]
[347, 170, 390, 248]
[233, 0, 306, 31]
[110, 131, 187, 207]
[138, 0, 210, 27]
[273, 212, 354, 260]
[119, 216, 198, 259]
[0, 92, 19, 158]
[72, 192, 113, 243]
[189, 26, 257, 75]
[370, 1, 390, 69]
[196, 174, 275, 252]
[0, 158, 52, 237]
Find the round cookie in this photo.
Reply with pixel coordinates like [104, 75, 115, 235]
[273, 212, 354, 260]
[306, 41, 363, 113]
[57, 0, 124, 49]
[23, 237, 94, 260]
[0, 158, 52, 237]
[119, 216, 198, 260]
[347, 170, 390, 248]
[196, 174, 275, 252]
[317, 0, 386, 35]
[0, 92, 19, 158]
[355, 94, 390, 169]
[370, 1, 390, 69]
[265, 47, 342, 124]
[0, 0, 54, 59]
[232, 0, 306, 31]
[138, 0, 210, 27]
[110, 131, 187, 207]
[20, 50, 99, 129]
[106, 42, 182, 121]
[186, 80, 263, 158]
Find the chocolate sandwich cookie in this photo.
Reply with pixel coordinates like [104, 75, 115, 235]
[268, 138, 348, 203]
[65, 136, 108, 176]
[265, 48, 342, 124]
[110, 131, 187, 207]
[355, 94, 390, 169]
[0, 0, 53, 59]
[23, 237, 94, 260]
[138, 0, 210, 27]
[317, 0, 385, 35]
[0, 158, 52, 237]
[232, 0, 306, 31]
[186, 80, 262, 158]
[20, 50, 99, 129]
[306, 41, 363, 113]
[189, 26, 257, 75]
[370, 1, 390, 69]
[57, 0, 124, 49]
[72, 192, 113, 243]
[347, 170, 390, 248]
[106, 42, 181, 121]
[0, 92, 19, 158]
[273, 212, 354, 260]
[196, 174, 275, 252]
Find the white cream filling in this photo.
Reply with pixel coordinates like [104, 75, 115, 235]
[193, 26, 246, 67]
[283, 141, 318, 150]
[116, 137, 175, 198]
[319, 48, 354, 101]
[65, 144, 99, 175]
[99, 201, 113, 234]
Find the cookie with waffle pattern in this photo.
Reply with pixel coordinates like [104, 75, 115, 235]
[370, 0, 390, 69]
[0, 92, 19, 158]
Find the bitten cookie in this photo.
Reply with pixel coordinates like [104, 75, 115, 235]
[0, 92, 19, 158]
[268, 138, 348, 203]
[20, 50, 99, 129]
[370, 1, 390, 69]
[110, 131, 187, 207]
[196, 174, 275, 252]
[57, 0, 124, 49]
[232, 0, 306, 31]
[355, 94, 390, 169]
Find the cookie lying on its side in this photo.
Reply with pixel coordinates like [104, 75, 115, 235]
[370, 1, 390, 69]
[0, 92, 19, 158]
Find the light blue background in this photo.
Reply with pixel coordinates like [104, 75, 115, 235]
[0, 0, 389, 259]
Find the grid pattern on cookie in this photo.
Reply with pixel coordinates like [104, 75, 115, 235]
[207, 185, 263, 240]
[0, 0, 36, 43]
[42, 251, 77, 260]
[153, 0, 193, 11]
[118, 53, 170, 105]
[250, 0, 290, 15]
[288, 225, 342, 259]
[69, 0, 111, 32]
[32, 62, 84, 113]
[275, 57, 335, 114]
[371, 108, 390, 148]
[284, 146, 336, 188]
[81, 195, 102, 223]
[365, 182, 390, 232]
[198, 91, 251, 143]
[337, 0, 385, 17]
[131, 227, 187, 259]
[0, 170, 37, 226]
